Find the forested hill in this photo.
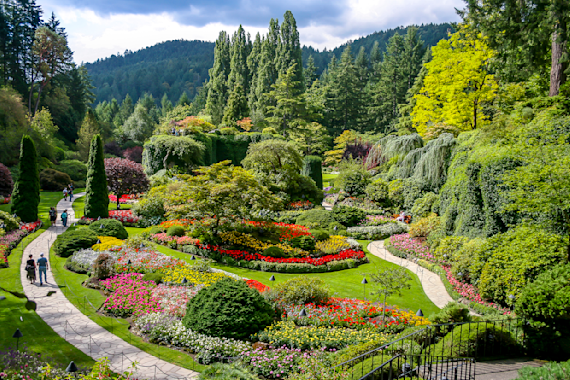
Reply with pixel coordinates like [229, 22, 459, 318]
[86, 23, 453, 105]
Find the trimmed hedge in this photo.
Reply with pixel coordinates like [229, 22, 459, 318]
[53, 228, 99, 258]
[88, 218, 128, 239]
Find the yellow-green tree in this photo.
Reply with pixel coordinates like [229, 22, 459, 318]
[323, 130, 356, 166]
[412, 27, 497, 136]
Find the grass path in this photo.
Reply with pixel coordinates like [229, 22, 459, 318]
[0, 192, 95, 369]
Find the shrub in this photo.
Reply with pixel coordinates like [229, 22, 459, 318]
[0, 210, 19, 231]
[262, 127, 277, 134]
[311, 229, 329, 241]
[428, 323, 520, 358]
[516, 360, 570, 380]
[0, 163, 13, 197]
[55, 160, 88, 182]
[122, 146, 143, 163]
[388, 179, 405, 209]
[132, 193, 166, 224]
[198, 363, 259, 380]
[428, 302, 470, 324]
[302, 155, 323, 190]
[409, 213, 441, 238]
[53, 228, 99, 257]
[271, 277, 330, 305]
[333, 337, 389, 366]
[332, 206, 366, 227]
[11, 136, 40, 222]
[336, 160, 371, 196]
[450, 238, 486, 282]
[142, 272, 165, 285]
[88, 218, 128, 239]
[64, 255, 88, 274]
[516, 264, 570, 359]
[167, 225, 185, 237]
[433, 236, 469, 263]
[39, 168, 73, 191]
[142, 135, 205, 176]
[410, 192, 439, 220]
[290, 235, 316, 251]
[105, 141, 123, 156]
[263, 246, 286, 258]
[347, 223, 407, 240]
[295, 209, 335, 229]
[92, 253, 115, 280]
[479, 226, 566, 304]
[365, 178, 390, 207]
[84, 135, 109, 219]
[183, 278, 276, 340]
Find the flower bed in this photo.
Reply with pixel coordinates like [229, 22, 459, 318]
[108, 210, 140, 224]
[151, 233, 199, 248]
[288, 200, 314, 210]
[151, 284, 203, 317]
[0, 196, 10, 204]
[346, 224, 407, 240]
[254, 320, 386, 350]
[67, 248, 119, 272]
[134, 312, 250, 364]
[108, 194, 138, 204]
[163, 265, 232, 286]
[0, 229, 27, 249]
[388, 233, 435, 261]
[113, 246, 184, 274]
[20, 220, 42, 233]
[93, 236, 124, 251]
[359, 215, 392, 226]
[240, 346, 325, 379]
[100, 273, 162, 317]
[246, 279, 269, 293]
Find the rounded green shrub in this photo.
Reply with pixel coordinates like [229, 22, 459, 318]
[295, 209, 336, 229]
[290, 235, 316, 251]
[0, 210, 19, 232]
[149, 226, 165, 235]
[271, 277, 330, 305]
[182, 278, 276, 340]
[428, 302, 470, 325]
[365, 178, 390, 206]
[40, 168, 73, 191]
[263, 246, 286, 258]
[142, 272, 164, 285]
[167, 225, 185, 237]
[55, 160, 88, 182]
[88, 218, 128, 239]
[332, 206, 366, 227]
[198, 363, 259, 380]
[53, 228, 99, 258]
[311, 230, 330, 241]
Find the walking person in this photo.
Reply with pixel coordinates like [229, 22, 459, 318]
[49, 207, 57, 227]
[25, 254, 36, 284]
[68, 185, 74, 201]
[61, 209, 68, 227]
[37, 253, 48, 286]
[63, 187, 68, 201]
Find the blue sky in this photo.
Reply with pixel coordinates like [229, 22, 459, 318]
[41, 0, 464, 63]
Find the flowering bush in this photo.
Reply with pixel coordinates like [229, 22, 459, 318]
[19, 220, 41, 233]
[108, 210, 140, 224]
[133, 313, 249, 364]
[315, 235, 353, 255]
[288, 200, 313, 210]
[100, 273, 161, 317]
[254, 320, 385, 350]
[68, 248, 119, 272]
[0, 229, 27, 249]
[160, 219, 193, 229]
[93, 236, 124, 251]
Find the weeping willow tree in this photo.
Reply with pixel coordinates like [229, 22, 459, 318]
[366, 133, 423, 170]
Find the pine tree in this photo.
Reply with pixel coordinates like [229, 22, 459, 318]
[84, 134, 109, 219]
[254, 19, 280, 119]
[247, 33, 262, 114]
[177, 92, 191, 107]
[275, 11, 304, 92]
[11, 136, 40, 222]
[223, 84, 249, 125]
[402, 26, 426, 92]
[161, 93, 173, 116]
[304, 55, 317, 88]
[226, 26, 250, 95]
[114, 94, 134, 127]
[205, 31, 231, 125]
[76, 110, 101, 160]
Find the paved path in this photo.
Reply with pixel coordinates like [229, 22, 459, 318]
[21, 193, 198, 379]
[475, 358, 544, 380]
[367, 240, 454, 310]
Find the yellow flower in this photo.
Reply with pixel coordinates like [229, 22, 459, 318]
[93, 236, 124, 251]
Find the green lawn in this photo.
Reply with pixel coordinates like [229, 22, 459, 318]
[72, 196, 132, 219]
[148, 236, 439, 316]
[0, 192, 95, 369]
[322, 173, 339, 193]
[50, 226, 204, 373]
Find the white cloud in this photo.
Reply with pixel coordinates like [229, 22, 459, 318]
[41, 0, 463, 63]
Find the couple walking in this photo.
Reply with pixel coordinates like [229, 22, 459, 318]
[49, 207, 69, 227]
[25, 253, 49, 286]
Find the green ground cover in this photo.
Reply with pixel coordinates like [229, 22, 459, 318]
[50, 226, 205, 373]
[148, 235, 439, 316]
[322, 173, 339, 189]
[0, 192, 95, 369]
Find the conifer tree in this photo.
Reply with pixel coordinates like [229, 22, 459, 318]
[402, 26, 426, 92]
[226, 26, 250, 95]
[205, 31, 231, 125]
[355, 46, 369, 82]
[161, 93, 173, 116]
[84, 134, 109, 219]
[304, 55, 317, 88]
[275, 11, 304, 93]
[11, 136, 40, 222]
[113, 94, 134, 128]
[223, 84, 249, 125]
[247, 33, 263, 114]
[76, 109, 101, 160]
[254, 19, 280, 118]
[177, 92, 191, 107]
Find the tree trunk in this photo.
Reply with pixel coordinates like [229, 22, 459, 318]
[549, 30, 567, 97]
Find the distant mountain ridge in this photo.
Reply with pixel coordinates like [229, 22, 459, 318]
[85, 23, 454, 106]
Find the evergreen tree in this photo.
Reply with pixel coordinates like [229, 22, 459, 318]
[161, 93, 173, 116]
[254, 19, 280, 120]
[177, 92, 191, 107]
[76, 109, 101, 160]
[355, 46, 369, 82]
[275, 11, 304, 92]
[11, 135, 40, 222]
[205, 31, 231, 125]
[114, 94, 134, 127]
[84, 134, 109, 219]
[226, 25, 250, 95]
[247, 33, 262, 114]
[304, 55, 317, 88]
[189, 84, 207, 115]
[222, 83, 249, 125]
[402, 26, 426, 92]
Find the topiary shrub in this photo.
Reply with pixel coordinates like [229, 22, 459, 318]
[40, 168, 73, 191]
[53, 228, 99, 258]
[0, 163, 13, 197]
[311, 230, 330, 241]
[332, 206, 366, 227]
[295, 209, 336, 229]
[182, 278, 276, 340]
[198, 363, 259, 380]
[428, 323, 520, 359]
[149, 226, 165, 235]
[167, 225, 185, 237]
[429, 302, 470, 325]
[270, 277, 330, 305]
[88, 218, 128, 239]
[290, 236, 316, 251]
[263, 246, 286, 258]
[516, 264, 570, 359]
[84, 135, 109, 219]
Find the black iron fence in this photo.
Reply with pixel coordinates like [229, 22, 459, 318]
[334, 318, 524, 380]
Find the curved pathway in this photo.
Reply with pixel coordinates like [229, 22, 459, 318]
[21, 193, 198, 379]
[367, 240, 453, 309]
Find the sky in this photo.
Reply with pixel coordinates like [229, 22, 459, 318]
[40, 0, 465, 64]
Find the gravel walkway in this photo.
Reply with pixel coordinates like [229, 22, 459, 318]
[20, 193, 198, 379]
[367, 240, 454, 309]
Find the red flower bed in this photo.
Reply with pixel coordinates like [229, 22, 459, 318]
[108, 210, 140, 224]
[0, 196, 10, 204]
[288, 200, 313, 210]
[20, 220, 41, 233]
[108, 194, 137, 204]
[245, 279, 269, 292]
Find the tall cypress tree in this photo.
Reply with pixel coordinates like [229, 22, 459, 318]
[304, 55, 317, 88]
[226, 25, 249, 95]
[222, 83, 249, 124]
[275, 11, 304, 92]
[247, 32, 262, 114]
[161, 93, 173, 116]
[11, 135, 40, 222]
[84, 134, 109, 218]
[205, 31, 231, 125]
[401, 26, 425, 92]
[254, 19, 280, 118]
